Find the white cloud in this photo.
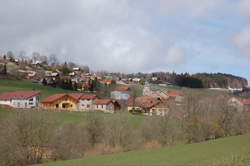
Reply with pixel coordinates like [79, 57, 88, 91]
[0, 0, 230, 72]
[238, 0, 250, 14]
[140, 0, 229, 17]
[165, 45, 185, 65]
[233, 26, 250, 57]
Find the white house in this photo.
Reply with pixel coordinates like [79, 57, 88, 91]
[111, 87, 130, 100]
[78, 94, 97, 111]
[0, 91, 41, 108]
[93, 99, 120, 113]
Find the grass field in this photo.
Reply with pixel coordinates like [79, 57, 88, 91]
[34, 133, 250, 166]
[0, 77, 75, 99]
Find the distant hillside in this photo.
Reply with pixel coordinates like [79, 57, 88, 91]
[193, 73, 248, 89]
[151, 72, 248, 89]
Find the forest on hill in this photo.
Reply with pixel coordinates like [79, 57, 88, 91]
[151, 72, 248, 89]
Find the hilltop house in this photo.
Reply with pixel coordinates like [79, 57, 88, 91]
[93, 99, 120, 113]
[0, 91, 41, 108]
[111, 86, 130, 100]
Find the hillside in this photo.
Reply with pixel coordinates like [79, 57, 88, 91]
[34, 133, 250, 166]
[0, 76, 75, 99]
[193, 73, 248, 89]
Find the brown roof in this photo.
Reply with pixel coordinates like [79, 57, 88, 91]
[42, 93, 85, 103]
[93, 99, 112, 105]
[0, 91, 41, 100]
[116, 86, 130, 91]
[127, 96, 161, 109]
[81, 94, 97, 100]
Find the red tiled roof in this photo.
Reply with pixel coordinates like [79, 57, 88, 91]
[81, 94, 97, 100]
[242, 99, 250, 105]
[116, 86, 130, 91]
[101, 79, 112, 83]
[0, 91, 41, 100]
[42, 94, 65, 103]
[93, 99, 112, 105]
[42, 93, 84, 103]
[168, 90, 183, 96]
[68, 94, 84, 100]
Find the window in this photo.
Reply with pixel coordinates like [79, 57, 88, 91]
[87, 104, 90, 108]
[101, 105, 103, 109]
[56, 104, 59, 108]
[29, 98, 34, 102]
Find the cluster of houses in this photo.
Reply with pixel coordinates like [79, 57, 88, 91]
[0, 84, 187, 116]
[0, 91, 120, 113]
[0, 86, 249, 115]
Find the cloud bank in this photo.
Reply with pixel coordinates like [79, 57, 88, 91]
[0, 0, 248, 73]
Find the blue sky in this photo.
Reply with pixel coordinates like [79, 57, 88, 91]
[0, 0, 249, 82]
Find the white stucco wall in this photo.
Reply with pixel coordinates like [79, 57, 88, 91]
[2, 95, 40, 109]
[0, 100, 11, 105]
[111, 91, 130, 100]
[78, 99, 95, 111]
[94, 103, 114, 113]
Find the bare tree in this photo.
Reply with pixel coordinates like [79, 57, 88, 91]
[49, 54, 59, 66]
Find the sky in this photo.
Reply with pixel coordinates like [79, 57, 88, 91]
[0, 0, 249, 82]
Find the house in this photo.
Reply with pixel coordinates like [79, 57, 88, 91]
[0, 91, 41, 108]
[168, 90, 184, 103]
[152, 77, 158, 81]
[93, 99, 120, 113]
[26, 71, 37, 80]
[149, 102, 169, 116]
[242, 99, 250, 105]
[73, 67, 80, 71]
[132, 78, 140, 83]
[100, 79, 113, 85]
[78, 94, 98, 110]
[127, 96, 167, 116]
[42, 93, 98, 111]
[142, 85, 168, 98]
[42, 93, 84, 111]
[111, 86, 130, 100]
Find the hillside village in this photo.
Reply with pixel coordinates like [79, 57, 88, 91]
[0, 54, 250, 116]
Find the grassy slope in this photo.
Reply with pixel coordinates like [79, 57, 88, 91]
[0, 77, 75, 99]
[35, 134, 250, 166]
[0, 77, 146, 124]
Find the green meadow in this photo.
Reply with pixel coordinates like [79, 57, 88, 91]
[0, 77, 75, 99]
[34, 133, 250, 166]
